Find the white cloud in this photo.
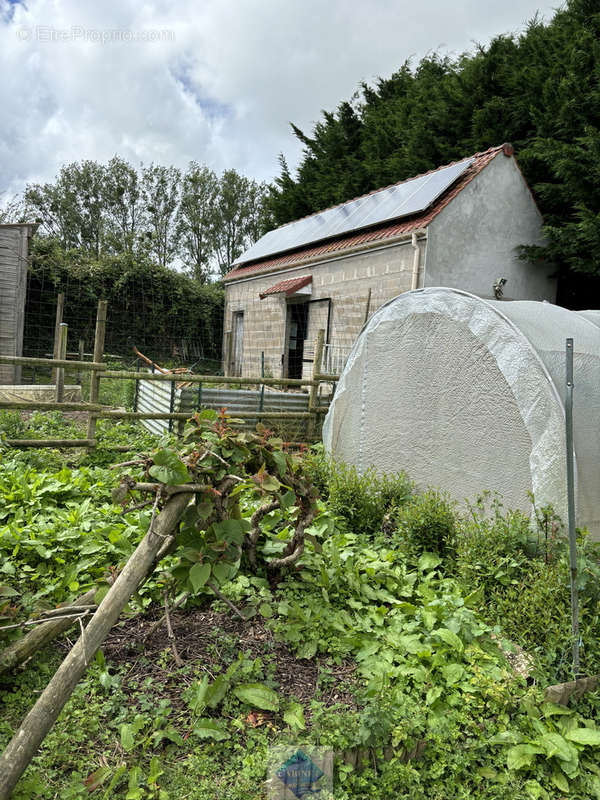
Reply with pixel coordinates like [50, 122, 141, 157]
[0, 0, 562, 196]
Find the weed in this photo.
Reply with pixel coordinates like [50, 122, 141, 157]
[2, 430, 600, 799]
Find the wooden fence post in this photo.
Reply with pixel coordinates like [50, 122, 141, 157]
[55, 323, 68, 403]
[307, 329, 325, 442]
[51, 293, 64, 384]
[77, 339, 85, 385]
[86, 300, 108, 445]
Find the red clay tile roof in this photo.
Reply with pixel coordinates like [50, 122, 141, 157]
[225, 144, 511, 282]
[259, 275, 312, 298]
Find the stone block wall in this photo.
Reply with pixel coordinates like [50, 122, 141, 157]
[224, 237, 422, 378]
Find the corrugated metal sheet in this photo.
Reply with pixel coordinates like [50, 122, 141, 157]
[136, 375, 180, 436]
[136, 373, 316, 436]
[180, 386, 309, 429]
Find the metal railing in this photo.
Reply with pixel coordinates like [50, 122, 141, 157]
[321, 343, 350, 376]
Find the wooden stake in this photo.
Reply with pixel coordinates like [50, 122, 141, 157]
[51, 293, 64, 383]
[86, 300, 108, 445]
[55, 323, 68, 403]
[0, 588, 97, 675]
[163, 590, 183, 666]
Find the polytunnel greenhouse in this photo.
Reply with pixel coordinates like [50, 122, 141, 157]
[323, 287, 600, 538]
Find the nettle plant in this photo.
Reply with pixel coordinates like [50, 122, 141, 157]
[114, 409, 319, 597]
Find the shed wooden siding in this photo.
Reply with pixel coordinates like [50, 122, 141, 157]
[0, 226, 30, 384]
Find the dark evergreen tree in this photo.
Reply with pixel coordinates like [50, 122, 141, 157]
[267, 0, 600, 305]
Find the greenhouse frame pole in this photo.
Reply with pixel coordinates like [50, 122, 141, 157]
[565, 337, 580, 675]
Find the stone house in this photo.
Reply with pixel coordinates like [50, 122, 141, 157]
[223, 144, 555, 379]
[0, 223, 37, 384]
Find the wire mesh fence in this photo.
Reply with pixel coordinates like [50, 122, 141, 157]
[22, 267, 225, 374]
[1, 271, 349, 446]
[2, 290, 337, 446]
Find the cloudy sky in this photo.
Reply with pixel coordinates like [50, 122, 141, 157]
[1, 0, 561, 196]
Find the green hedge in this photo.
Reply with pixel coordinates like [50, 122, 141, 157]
[24, 238, 224, 367]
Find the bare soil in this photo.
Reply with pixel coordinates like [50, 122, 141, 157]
[79, 606, 358, 713]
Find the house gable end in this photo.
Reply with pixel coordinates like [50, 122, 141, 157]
[424, 151, 554, 302]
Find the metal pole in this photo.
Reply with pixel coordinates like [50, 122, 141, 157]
[363, 288, 372, 325]
[196, 381, 203, 411]
[565, 337, 580, 675]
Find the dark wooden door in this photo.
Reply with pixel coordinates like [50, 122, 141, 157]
[232, 311, 244, 376]
[287, 303, 308, 379]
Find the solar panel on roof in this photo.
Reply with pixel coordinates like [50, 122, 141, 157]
[236, 158, 473, 266]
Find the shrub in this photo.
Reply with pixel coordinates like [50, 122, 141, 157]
[312, 454, 412, 538]
[453, 494, 600, 679]
[303, 444, 332, 498]
[392, 489, 457, 557]
[453, 495, 539, 597]
[0, 411, 27, 440]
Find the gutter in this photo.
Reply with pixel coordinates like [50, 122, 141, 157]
[224, 228, 429, 286]
[410, 232, 421, 290]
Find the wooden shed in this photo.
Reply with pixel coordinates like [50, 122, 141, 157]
[0, 223, 37, 384]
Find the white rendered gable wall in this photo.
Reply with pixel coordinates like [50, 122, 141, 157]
[424, 153, 556, 302]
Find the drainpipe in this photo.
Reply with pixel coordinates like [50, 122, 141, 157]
[410, 232, 421, 290]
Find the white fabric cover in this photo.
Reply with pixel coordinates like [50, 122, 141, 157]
[323, 288, 600, 538]
[579, 310, 600, 329]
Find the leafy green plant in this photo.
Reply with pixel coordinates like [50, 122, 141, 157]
[453, 493, 600, 679]
[490, 694, 600, 795]
[308, 452, 412, 537]
[0, 411, 28, 440]
[391, 489, 457, 557]
[2, 418, 600, 800]
[118, 410, 319, 600]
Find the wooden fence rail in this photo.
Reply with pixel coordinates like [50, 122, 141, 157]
[98, 369, 332, 388]
[0, 355, 104, 371]
[0, 301, 337, 449]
